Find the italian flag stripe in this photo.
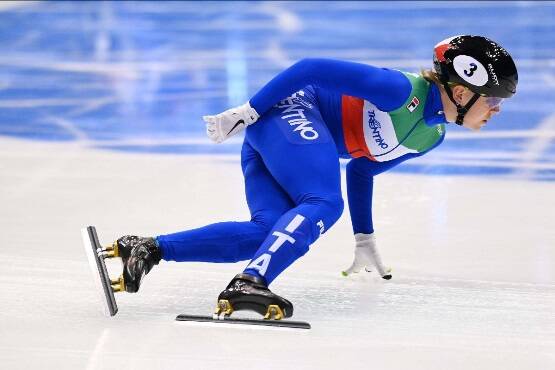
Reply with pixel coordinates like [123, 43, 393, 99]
[341, 95, 375, 161]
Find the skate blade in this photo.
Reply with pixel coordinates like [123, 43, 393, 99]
[177, 314, 311, 329]
[82, 226, 118, 317]
[264, 305, 284, 320]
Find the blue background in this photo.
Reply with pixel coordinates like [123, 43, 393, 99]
[0, 1, 554, 180]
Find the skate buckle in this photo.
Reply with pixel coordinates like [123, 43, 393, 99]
[110, 275, 125, 293]
[97, 242, 119, 259]
[213, 299, 234, 320]
[264, 305, 284, 320]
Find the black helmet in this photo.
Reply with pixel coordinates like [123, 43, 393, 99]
[433, 35, 518, 98]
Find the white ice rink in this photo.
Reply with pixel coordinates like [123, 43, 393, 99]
[0, 137, 553, 370]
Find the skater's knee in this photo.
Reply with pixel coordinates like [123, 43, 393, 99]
[294, 193, 343, 239]
[319, 195, 344, 233]
[326, 194, 344, 221]
[250, 208, 287, 233]
[303, 194, 344, 222]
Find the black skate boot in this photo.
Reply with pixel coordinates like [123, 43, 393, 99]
[107, 235, 161, 293]
[214, 273, 293, 320]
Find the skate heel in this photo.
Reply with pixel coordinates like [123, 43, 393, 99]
[264, 305, 284, 320]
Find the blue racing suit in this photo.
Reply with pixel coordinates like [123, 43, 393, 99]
[157, 58, 447, 285]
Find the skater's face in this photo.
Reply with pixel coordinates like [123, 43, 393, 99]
[451, 85, 503, 131]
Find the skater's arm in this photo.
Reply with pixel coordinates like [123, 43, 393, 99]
[346, 157, 377, 235]
[250, 58, 412, 115]
[343, 156, 412, 279]
[346, 156, 411, 234]
[204, 58, 412, 144]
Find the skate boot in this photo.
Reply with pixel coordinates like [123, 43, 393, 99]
[214, 273, 293, 320]
[104, 235, 161, 293]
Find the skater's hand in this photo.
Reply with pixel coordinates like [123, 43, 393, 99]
[204, 102, 260, 143]
[342, 233, 392, 279]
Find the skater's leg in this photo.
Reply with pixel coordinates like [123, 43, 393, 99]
[241, 140, 295, 234]
[242, 88, 344, 285]
[214, 88, 343, 317]
[156, 140, 294, 263]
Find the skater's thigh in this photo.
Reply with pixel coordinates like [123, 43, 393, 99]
[245, 95, 341, 204]
[241, 140, 295, 227]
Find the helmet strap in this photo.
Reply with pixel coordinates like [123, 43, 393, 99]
[443, 83, 480, 126]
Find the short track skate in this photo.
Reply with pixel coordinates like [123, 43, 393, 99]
[176, 273, 311, 329]
[82, 226, 122, 317]
[176, 298, 311, 329]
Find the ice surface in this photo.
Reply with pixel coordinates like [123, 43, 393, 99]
[0, 138, 553, 370]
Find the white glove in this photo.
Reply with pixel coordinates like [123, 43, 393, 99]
[342, 233, 392, 279]
[203, 102, 260, 143]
